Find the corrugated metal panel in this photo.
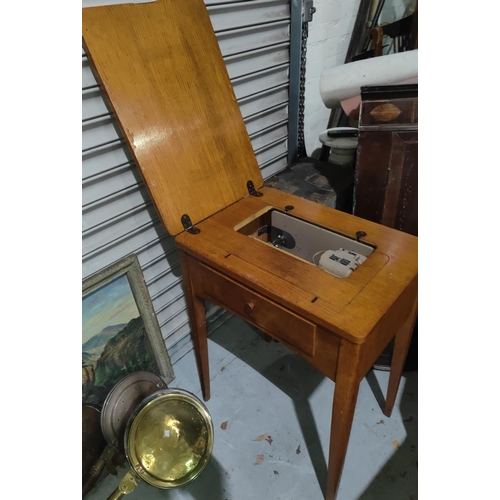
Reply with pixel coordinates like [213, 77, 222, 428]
[255, 138, 288, 166]
[207, 0, 289, 32]
[250, 122, 288, 152]
[238, 84, 288, 118]
[82, 1, 291, 360]
[82, 116, 123, 151]
[245, 103, 288, 136]
[225, 43, 289, 80]
[216, 20, 289, 57]
[82, 141, 130, 178]
[260, 154, 288, 178]
[232, 64, 289, 101]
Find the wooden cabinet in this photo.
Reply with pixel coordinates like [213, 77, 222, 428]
[354, 84, 418, 237]
[354, 83, 418, 370]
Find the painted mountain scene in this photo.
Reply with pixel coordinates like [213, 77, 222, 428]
[82, 273, 160, 405]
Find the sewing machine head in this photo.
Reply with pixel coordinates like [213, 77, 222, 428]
[235, 207, 375, 279]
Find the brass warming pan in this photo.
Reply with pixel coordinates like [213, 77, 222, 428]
[83, 371, 167, 497]
[107, 388, 214, 499]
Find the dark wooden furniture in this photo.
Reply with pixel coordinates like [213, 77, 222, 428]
[371, 10, 418, 57]
[354, 84, 418, 235]
[354, 83, 418, 369]
[82, 2, 418, 499]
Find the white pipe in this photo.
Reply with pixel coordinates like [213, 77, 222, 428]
[320, 50, 418, 109]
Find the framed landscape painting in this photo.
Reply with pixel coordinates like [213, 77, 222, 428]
[82, 255, 174, 406]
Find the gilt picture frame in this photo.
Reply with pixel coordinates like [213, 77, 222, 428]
[82, 254, 174, 406]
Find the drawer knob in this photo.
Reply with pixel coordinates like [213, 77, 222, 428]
[244, 301, 255, 314]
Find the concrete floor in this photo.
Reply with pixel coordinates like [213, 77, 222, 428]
[87, 316, 418, 500]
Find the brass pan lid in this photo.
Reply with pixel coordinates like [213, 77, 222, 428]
[101, 371, 167, 450]
[124, 388, 214, 489]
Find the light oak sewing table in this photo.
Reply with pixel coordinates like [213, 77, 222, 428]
[83, 2, 418, 499]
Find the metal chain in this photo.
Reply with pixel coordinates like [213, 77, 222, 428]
[296, 20, 309, 159]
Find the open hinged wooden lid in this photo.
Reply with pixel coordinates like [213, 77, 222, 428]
[83, 0, 264, 235]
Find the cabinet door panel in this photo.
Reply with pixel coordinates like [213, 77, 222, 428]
[353, 131, 393, 224]
[354, 131, 417, 237]
[382, 131, 418, 236]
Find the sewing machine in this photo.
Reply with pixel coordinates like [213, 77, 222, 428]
[82, 2, 418, 498]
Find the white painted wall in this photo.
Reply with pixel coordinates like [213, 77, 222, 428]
[303, 0, 415, 156]
[303, 0, 360, 157]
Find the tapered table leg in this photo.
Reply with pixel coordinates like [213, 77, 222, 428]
[179, 251, 211, 401]
[326, 342, 361, 500]
[384, 296, 418, 417]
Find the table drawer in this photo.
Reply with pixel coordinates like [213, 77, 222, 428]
[198, 263, 316, 357]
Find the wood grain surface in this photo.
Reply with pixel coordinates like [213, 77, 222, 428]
[83, 0, 263, 235]
[82, 3, 418, 498]
[176, 186, 418, 344]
